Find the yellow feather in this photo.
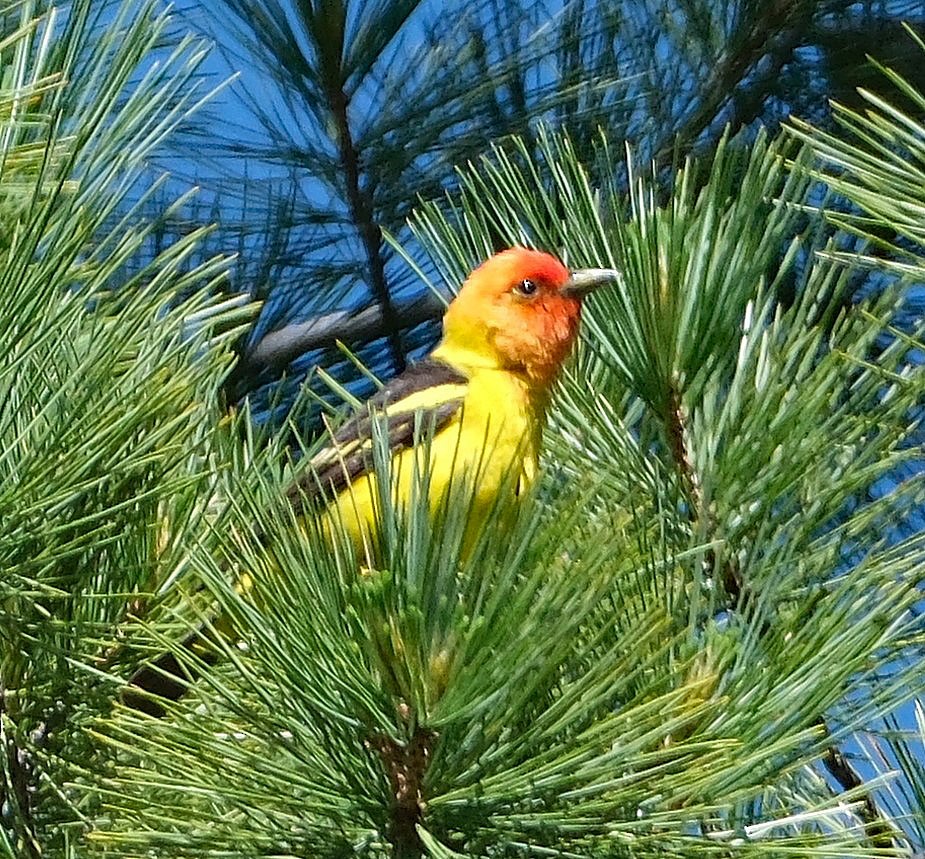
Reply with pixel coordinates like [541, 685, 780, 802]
[323, 353, 546, 563]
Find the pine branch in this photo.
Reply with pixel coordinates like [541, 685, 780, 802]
[367, 726, 437, 859]
[656, 0, 814, 163]
[0, 684, 40, 859]
[665, 350, 898, 853]
[665, 379, 702, 514]
[327, 81, 407, 376]
[227, 290, 445, 398]
[225, 0, 817, 393]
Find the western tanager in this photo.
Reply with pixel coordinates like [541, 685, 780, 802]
[127, 247, 616, 710]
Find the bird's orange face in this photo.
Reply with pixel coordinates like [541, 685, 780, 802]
[442, 247, 584, 385]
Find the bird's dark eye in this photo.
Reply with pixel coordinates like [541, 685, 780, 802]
[515, 278, 538, 296]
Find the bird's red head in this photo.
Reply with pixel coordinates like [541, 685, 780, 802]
[438, 247, 611, 386]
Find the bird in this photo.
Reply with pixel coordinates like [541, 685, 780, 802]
[126, 247, 618, 712]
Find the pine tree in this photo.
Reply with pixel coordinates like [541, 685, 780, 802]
[93, 106, 925, 859]
[0, 1, 251, 855]
[3, 2, 925, 858]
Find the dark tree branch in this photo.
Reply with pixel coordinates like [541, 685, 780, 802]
[327, 83, 407, 375]
[823, 739, 900, 850]
[226, 291, 446, 399]
[0, 684, 41, 859]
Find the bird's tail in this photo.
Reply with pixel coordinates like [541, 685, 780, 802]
[122, 629, 219, 717]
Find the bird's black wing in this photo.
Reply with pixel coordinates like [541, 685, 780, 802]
[285, 357, 468, 513]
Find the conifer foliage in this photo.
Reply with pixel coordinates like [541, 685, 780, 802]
[2, 2, 925, 858]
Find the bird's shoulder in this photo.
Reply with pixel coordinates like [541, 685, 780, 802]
[359, 356, 469, 419]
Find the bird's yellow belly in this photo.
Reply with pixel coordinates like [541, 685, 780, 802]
[327, 383, 541, 563]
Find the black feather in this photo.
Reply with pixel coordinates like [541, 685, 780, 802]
[286, 357, 467, 512]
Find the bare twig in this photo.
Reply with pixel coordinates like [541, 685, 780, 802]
[244, 292, 446, 377]
[226, 291, 446, 400]
[326, 83, 407, 376]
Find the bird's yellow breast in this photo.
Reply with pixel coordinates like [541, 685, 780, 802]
[327, 367, 545, 563]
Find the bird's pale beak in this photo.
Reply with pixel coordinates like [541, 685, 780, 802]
[561, 268, 621, 297]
